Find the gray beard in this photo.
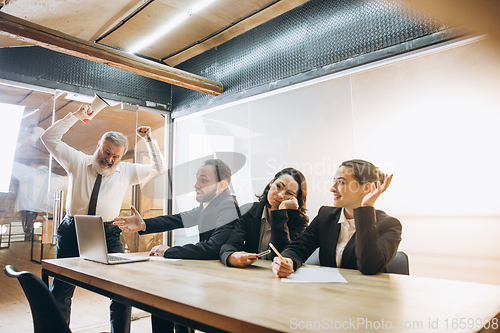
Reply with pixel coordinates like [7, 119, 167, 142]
[91, 151, 117, 177]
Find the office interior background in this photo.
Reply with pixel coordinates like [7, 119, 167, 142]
[1, 0, 499, 291]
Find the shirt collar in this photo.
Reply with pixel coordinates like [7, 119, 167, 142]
[261, 207, 270, 224]
[86, 156, 93, 168]
[338, 209, 354, 227]
[338, 208, 347, 224]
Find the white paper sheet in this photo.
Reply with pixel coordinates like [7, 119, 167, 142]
[281, 266, 348, 283]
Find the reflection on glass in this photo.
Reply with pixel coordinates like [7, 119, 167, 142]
[0, 85, 168, 259]
[11, 161, 67, 242]
[0, 83, 57, 258]
[120, 109, 167, 252]
[0, 102, 25, 193]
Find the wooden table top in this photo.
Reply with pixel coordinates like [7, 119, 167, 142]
[42, 257, 500, 333]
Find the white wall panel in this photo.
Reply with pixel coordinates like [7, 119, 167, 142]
[351, 38, 500, 217]
[247, 77, 354, 217]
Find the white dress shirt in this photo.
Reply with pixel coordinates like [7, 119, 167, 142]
[258, 208, 272, 260]
[41, 112, 166, 221]
[335, 209, 356, 268]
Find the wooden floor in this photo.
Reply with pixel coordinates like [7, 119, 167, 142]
[0, 241, 152, 333]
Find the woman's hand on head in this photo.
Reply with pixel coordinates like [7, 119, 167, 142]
[278, 197, 299, 210]
[272, 256, 294, 278]
[361, 174, 393, 207]
[228, 251, 259, 267]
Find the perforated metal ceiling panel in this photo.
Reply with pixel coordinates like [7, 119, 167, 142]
[172, 0, 449, 117]
[0, 46, 172, 109]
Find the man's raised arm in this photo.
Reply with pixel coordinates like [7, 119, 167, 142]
[40, 107, 88, 171]
[131, 125, 167, 184]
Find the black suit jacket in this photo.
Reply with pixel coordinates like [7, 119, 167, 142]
[220, 201, 309, 266]
[282, 206, 402, 275]
[140, 189, 240, 259]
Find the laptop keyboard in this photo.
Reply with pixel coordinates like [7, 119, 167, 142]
[108, 255, 129, 262]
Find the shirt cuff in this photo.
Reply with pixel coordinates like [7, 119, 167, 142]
[66, 112, 80, 126]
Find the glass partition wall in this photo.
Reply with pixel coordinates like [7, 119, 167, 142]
[0, 81, 168, 262]
[120, 109, 168, 253]
[0, 82, 56, 259]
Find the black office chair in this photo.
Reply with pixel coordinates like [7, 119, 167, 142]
[386, 251, 410, 275]
[4, 265, 72, 333]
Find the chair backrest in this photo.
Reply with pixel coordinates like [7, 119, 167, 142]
[4, 265, 72, 333]
[386, 251, 410, 275]
[304, 247, 320, 265]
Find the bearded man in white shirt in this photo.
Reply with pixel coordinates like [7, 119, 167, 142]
[41, 105, 166, 333]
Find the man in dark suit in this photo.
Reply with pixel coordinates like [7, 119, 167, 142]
[113, 158, 240, 333]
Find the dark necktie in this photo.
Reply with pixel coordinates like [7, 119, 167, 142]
[87, 174, 102, 215]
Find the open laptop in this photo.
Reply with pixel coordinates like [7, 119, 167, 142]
[74, 215, 150, 265]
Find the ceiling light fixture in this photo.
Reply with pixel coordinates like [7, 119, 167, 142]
[128, 0, 218, 54]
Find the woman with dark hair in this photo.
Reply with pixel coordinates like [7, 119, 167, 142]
[220, 167, 308, 267]
[272, 159, 401, 277]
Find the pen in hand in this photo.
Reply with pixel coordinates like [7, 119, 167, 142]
[270, 243, 294, 276]
[269, 243, 285, 261]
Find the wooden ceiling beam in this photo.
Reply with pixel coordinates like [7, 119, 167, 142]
[0, 12, 223, 96]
